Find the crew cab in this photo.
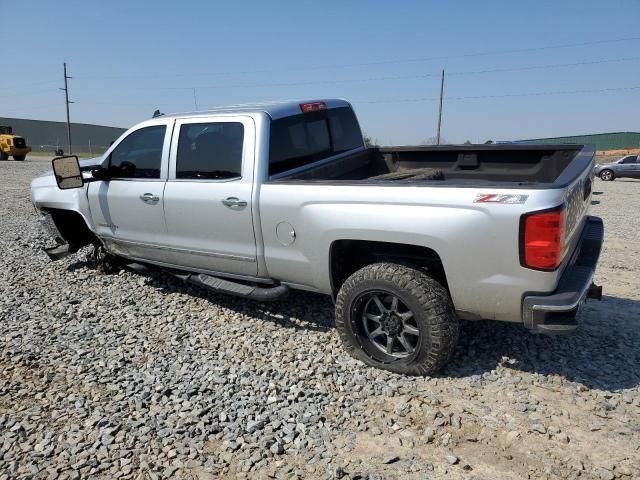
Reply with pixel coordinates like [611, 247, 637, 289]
[31, 99, 604, 375]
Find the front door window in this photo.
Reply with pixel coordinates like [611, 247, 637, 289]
[109, 126, 166, 179]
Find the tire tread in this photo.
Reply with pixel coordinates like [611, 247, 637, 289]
[335, 262, 459, 376]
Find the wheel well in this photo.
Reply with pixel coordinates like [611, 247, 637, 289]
[46, 209, 99, 250]
[329, 240, 448, 296]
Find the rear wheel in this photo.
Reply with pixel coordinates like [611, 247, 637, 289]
[335, 262, 459, 376]
[599, 169, 614, 181]
[13, 155, 26, 161]
[0, 151, 8, 161]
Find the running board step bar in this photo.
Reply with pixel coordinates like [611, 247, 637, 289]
[124, 262, 289, 302]
[175, 272, 289, 302]
[44, 242, 83, 261]
[44, 243, 71, 260]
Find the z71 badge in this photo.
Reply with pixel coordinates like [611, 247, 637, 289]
[474, 193, 529, 204]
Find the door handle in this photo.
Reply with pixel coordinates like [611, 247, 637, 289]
[140, 193, 160, 203]
[222, 197, 248, 208]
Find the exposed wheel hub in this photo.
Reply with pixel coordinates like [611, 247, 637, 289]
[381, 313, 402, 336]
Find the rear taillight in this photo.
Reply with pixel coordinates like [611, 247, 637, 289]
[300, 101, 327, 112]
[520, 207, 566, 271]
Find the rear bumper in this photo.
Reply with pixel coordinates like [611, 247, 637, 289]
[522, 216, 604, 334]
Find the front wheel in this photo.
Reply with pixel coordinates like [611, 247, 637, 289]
[335, 262, 459, 376]
[13, 155, 26, 161]
[599, 169, 614, 181]
[0, 151, 8, 161]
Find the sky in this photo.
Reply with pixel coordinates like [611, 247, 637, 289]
[2, 0, 640, 144]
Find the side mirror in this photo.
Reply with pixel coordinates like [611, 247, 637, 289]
[52, 155, 83, 190]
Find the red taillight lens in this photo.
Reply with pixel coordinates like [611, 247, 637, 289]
[522, 208, 566, 271]
[300, 101, 327, 112]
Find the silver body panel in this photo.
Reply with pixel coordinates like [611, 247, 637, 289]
[30, 99, 593, 323]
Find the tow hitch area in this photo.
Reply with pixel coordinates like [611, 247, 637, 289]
[587, 283, 603, 300]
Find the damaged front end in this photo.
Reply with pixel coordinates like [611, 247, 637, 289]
[38, 208, 100, 260]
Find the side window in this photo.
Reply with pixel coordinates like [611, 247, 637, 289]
[176, 122, 244, 180]
[109, 125, 166, 179]
[620, 155, 637, 164]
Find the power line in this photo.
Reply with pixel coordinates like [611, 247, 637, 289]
[192, 55, 640, 89]
[3, 53, 637, 100]
[66, 55, 640, 92]
[356, 84, 640, 104]
[74, 83, 640, 109]
[451, 85, 640, 100]
[2, 79, 59, 90]
[70, 35, 640, 81]
[74, 100, 188, 107]
[447, 56, 640, 76]
[0, 103, 64, 114]
[8, 80, 640, 123]
[9, 83, 640, 113]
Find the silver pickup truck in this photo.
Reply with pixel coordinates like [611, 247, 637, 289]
[31, 99, 604, 375]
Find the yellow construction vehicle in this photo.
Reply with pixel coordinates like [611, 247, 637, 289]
[0, 126, 31, 161]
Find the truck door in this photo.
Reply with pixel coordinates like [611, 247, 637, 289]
[87, 122, 172, 262]
[162, 115, 258, 276]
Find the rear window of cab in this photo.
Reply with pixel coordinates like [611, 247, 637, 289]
[268, 106, 363, 176]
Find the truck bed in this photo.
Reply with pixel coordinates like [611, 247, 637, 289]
[272, 144, 593, 188]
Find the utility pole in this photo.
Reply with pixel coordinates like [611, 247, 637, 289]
[60, 62, 74, 154]
[436, 69, 445, 145]
[192, 87, 199, 110]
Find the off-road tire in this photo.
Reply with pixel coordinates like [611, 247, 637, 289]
[13, 155, 26, 161]
[0, 151, 8, 161]
[335, 262, 459, 376]
[599, 169, 614, 181]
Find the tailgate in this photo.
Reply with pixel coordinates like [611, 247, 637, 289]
[519, 145, 595, 275]
[559, 146, 596, 272]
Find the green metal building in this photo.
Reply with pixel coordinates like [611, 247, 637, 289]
[518, 132, 640, 151]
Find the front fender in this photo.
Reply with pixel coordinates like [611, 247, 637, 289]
[30, 172, 95, 233]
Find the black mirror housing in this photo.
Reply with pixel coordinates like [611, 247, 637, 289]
[52, 155, 83, 190]
[91, 166, 111, 181]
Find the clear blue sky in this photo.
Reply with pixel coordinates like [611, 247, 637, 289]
[3, 0, 640, 144]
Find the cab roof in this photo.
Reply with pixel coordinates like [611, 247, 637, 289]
[163, 98, 351, 121]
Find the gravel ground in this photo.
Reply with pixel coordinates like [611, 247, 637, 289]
[1, 157, 639, 480]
